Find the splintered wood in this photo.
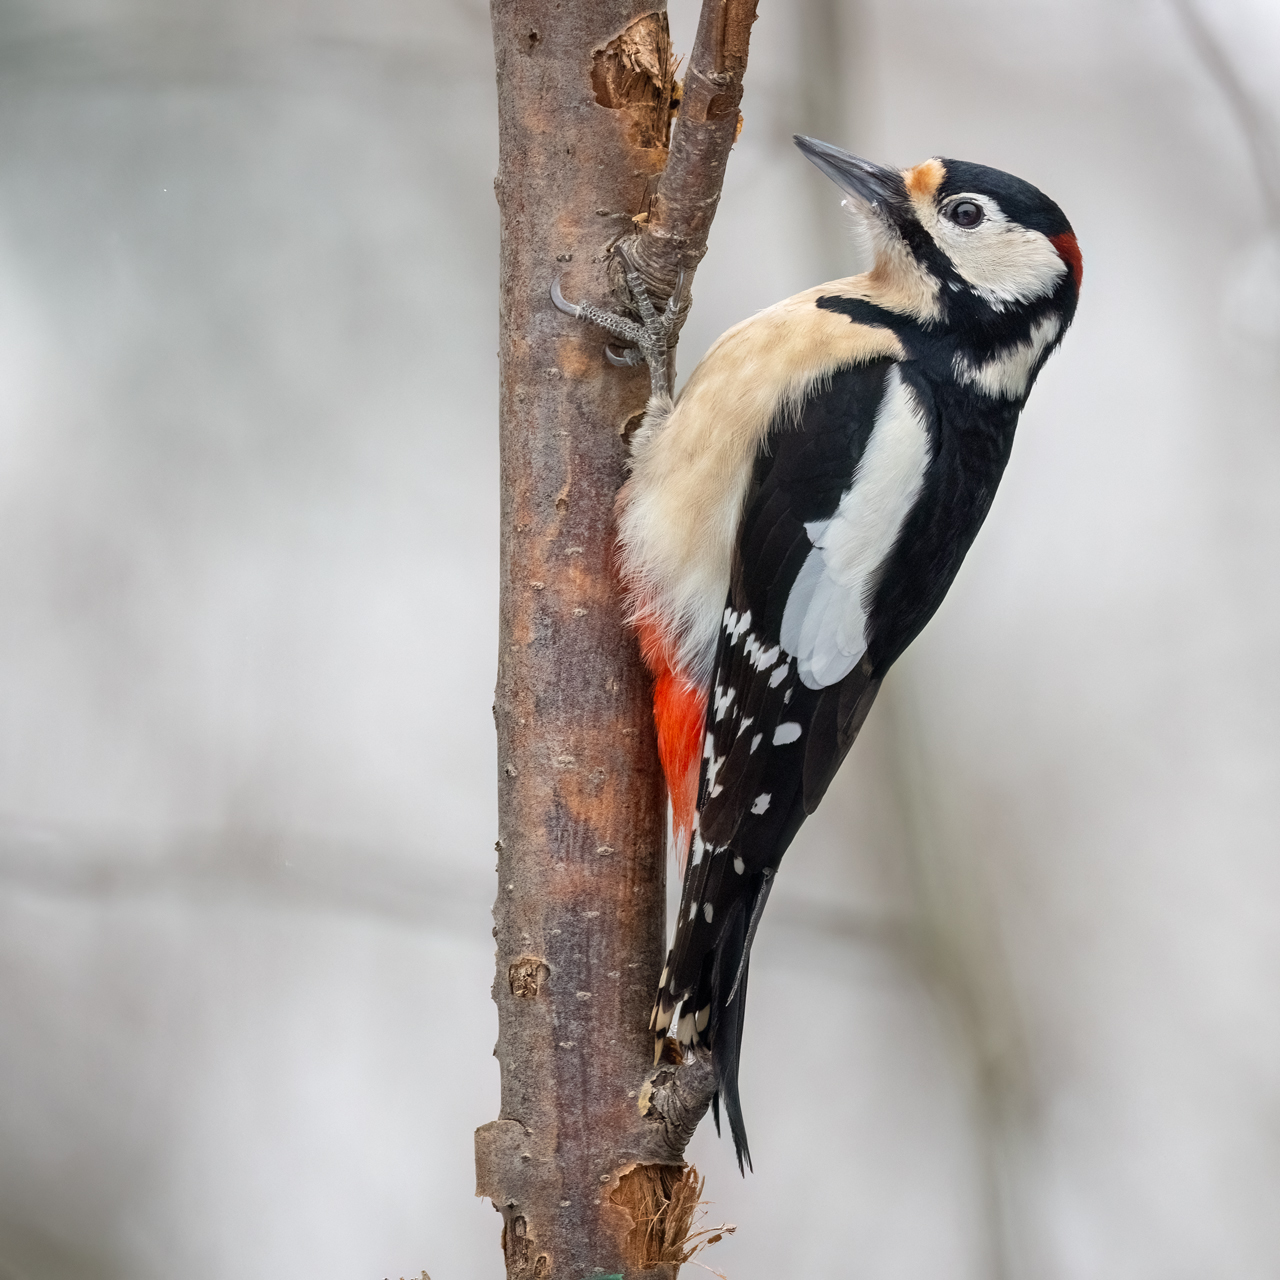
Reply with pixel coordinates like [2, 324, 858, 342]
[612, 1165, 736, 1275]
[591, 13, 681, 151]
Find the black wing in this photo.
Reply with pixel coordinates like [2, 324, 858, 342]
[652, 356, 898, 1170]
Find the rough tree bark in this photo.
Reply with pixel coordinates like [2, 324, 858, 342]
[475, 3, 758, 1279]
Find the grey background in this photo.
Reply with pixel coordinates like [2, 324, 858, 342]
[1, 1, 1278, 1277]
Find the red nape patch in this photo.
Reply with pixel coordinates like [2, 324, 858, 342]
[635, 619, 707, 871]
[1051, 231, 1083, 290]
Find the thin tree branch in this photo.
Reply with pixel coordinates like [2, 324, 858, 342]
[626, 0, 760, 286]
[1170, 0, 1280, 227]
[611, 0, 760, 383]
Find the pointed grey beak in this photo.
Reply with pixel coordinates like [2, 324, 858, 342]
[794, 135, 908, 214]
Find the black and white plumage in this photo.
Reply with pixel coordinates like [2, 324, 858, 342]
[607, 137, 1082, 1171]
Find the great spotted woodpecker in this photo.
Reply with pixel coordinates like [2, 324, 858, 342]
[554, 136, 1081, 1170]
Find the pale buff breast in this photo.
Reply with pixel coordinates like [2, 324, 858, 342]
[616, 277, 906, 686]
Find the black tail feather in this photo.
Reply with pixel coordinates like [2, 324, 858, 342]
[712, 950, 752, 1171]
[726, 867, 773, 1005]
[705, 878, 771, 1174]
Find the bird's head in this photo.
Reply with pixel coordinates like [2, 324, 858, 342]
[795, 135, 1081, 334]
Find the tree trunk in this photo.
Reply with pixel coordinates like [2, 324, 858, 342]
[476, 4, 757, 1277]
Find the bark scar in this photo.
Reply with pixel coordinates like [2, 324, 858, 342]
[590, 12, 680, 150]
[509, 957, 551, 998]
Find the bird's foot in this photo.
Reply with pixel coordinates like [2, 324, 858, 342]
[551, 246, 688, 400]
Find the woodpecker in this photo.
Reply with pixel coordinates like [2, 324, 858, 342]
[554, 136, 1081, 1171]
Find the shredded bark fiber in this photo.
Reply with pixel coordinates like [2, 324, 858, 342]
[611, 1164, 735, 1275]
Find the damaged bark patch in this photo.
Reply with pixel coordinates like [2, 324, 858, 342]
[716, 0, 759, 75]
[611, 1164, 733, 1275]
[591, 12, 680, 150]
[509, 957, 551, 998]
[501, 1214, 550, 1280]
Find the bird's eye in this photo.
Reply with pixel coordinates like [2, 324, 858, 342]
[948, 200, 984, 228]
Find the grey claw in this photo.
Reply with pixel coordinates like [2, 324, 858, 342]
[550, 275, 582, 319]
[605, 344, 643, 368]
[669, 266, 688, 312]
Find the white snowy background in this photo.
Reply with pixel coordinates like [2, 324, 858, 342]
[1, 1, 1278, 1277]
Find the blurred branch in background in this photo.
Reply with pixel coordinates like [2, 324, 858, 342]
[877, 682, 1038, 1280]
[1171, 0, 1280, 370]
[1170, 0, 1280, 227]
[794, 0, 849, 278]
[0, 820, 485, 932]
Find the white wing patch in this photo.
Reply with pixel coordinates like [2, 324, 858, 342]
[779, 365, 931, 690]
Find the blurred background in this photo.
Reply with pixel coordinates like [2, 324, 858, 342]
[1, 0, 1278, 1276]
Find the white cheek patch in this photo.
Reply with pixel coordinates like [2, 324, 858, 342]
[779, 366, 931, 690]
[953, 314, 1062, 400]
[918, 195, 1067, 309]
